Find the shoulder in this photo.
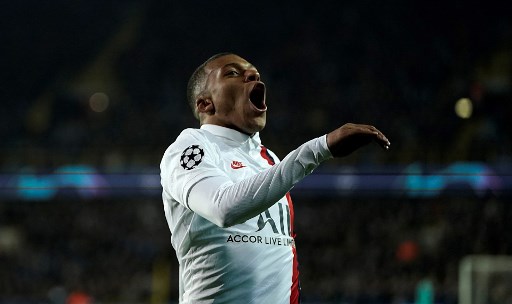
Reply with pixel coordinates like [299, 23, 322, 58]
[176, 128, 208, 144]
[161, 128, 218, 169]
[165, 128, 212, 153]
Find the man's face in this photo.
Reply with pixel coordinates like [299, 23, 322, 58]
[201, 54, 267, 135]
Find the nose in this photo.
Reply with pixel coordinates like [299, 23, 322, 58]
[244, 69, 260, 82]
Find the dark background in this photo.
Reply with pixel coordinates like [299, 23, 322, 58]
[1, 0, 511, 303]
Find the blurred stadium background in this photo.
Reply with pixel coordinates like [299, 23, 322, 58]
[1, 0, 512, 303]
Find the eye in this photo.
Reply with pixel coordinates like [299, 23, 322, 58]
[225, 70, 240, 76]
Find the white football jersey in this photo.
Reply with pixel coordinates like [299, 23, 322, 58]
[160, 124, 331, 304]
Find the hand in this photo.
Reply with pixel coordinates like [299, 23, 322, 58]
[326, 123, 390, 157]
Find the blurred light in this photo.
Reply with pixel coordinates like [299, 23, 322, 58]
[396, 240, 419, 262]
[416, 279, 434, 304]
[454, 98, 473, 119]
[0, 226, 23, 255]
[89, 92, 109, 112]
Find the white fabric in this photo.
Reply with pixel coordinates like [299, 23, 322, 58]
[160, 124, 331, 304]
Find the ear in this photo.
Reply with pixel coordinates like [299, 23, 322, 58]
[196, 96, 215, 115]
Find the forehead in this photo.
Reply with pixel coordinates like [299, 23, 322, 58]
[204, 54, 255, 73]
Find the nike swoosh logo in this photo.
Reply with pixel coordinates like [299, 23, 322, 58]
[231, 162, 246, 169]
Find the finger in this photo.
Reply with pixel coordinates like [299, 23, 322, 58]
[368, 126, 389, 145]
[376, 138, 390, 150]
[373, 131, 391, 150]
[379, 133, 390, 147]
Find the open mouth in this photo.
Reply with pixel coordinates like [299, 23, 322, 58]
[249, 82, 267, 111]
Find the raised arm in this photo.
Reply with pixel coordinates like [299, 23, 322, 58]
[188, 135, 331, 227]
[187, 123, 390, 228]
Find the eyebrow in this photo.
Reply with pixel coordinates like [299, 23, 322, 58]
[221, 62, 256, 71]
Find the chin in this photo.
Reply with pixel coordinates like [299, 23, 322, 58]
[250, 118, 267, 133]
[241, 122, 265, 135]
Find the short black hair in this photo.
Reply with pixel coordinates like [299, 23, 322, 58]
[186, 52, 234, 120]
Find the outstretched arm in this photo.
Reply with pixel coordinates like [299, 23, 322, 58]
[186, 123, 390, 228]
[188, 135, 331, 227]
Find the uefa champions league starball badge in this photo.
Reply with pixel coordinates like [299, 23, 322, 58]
[180, 145, 205, 170]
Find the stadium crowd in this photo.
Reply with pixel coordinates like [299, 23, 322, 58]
[2, 1, 511, 171]
[2, 196, 512, 303]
